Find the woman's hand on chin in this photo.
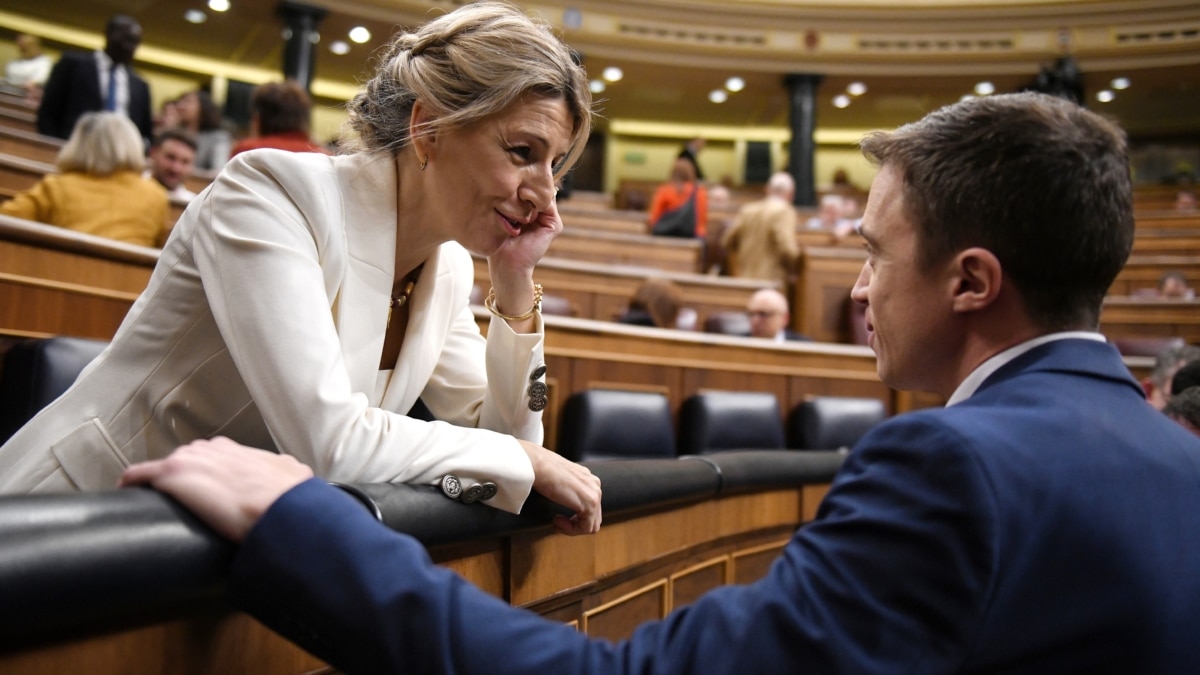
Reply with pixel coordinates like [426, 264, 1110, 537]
[519, 439, 602, 535]
[488, 200, 562, 285]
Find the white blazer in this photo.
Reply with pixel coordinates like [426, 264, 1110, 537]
[0, 150, 542, 513]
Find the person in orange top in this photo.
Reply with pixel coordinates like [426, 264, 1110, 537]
[0, 111, 169, 247]
[230, 80, 331, 159]
[647, 156, 708, 238]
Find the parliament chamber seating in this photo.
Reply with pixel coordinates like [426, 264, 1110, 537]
[677, 390, 786, 455]
[1110, 335, 1185, 358]
[788, 396, 888, 451]
[0, 336, 108, 443]
[556, 389, 676, 462]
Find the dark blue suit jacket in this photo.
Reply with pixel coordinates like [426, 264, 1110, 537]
[36, 51, 152, 141]
[230, 339, 1200, 673]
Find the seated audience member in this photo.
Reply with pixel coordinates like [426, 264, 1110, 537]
[146, 128, 198, 202]
[0, 3, 601, 534]
[617, 278, 687, 329]
[746, 287, 808, 342]
[704, 183, 733, 274]
[1164, 387, 1200, 437]
[1141, 344, 1200, 410]
[4, 33, 53, 94]
[0, 111, 168, 247]
[648, 157, 708, 238]
[1158, 270, 1194, 299]
[123, 92, 1200, 674]
[805, 193, 857, 239]
[229, 80, 330, 158]
[174, 89, 232, 171]
[722, 172, 800, 288]
[677, 136, 705, 181]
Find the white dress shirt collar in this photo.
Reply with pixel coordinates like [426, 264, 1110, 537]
[945, 331, 1106, 406]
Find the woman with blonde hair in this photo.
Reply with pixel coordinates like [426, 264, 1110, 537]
[0, 111, 168, 246]
[0, 2, 601, 534]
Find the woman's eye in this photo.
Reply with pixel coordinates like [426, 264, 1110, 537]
[509, 146, 532, 160]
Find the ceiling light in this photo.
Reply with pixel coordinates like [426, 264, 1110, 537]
[1097, 90, 1115, 103]
[1111, 77, 1131, 90]
[184, 10, 207, 24]
[974, 81, 995, 96]
[348, 26, 371, 44]
[589, 79, 606, 94]
[208, 0, 230, 12]
[847, 82, 867, 96]
[709, 89, 728, 104]
[602, 66, 623, 83]
[330, 40, 350, 55]
[833, 94, 851, 108]
[725, 77, 745, 93]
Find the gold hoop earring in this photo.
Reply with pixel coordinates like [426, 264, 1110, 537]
[419, 155, 429, 171]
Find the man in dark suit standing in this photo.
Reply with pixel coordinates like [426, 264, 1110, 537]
[122, 92, 1200, 673]
[37, 15, 152, 142]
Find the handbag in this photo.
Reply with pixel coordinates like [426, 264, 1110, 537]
[651, 185, 698, 238]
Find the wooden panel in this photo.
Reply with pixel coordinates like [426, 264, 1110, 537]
[794, 246, 865, 343]
[1100, 297, 1200, 344]
[550, 228, 703, 273]
[0, 126, 62, 165]
[0, 152, 50, 199]
[731, 539, 790, 584]
[1109, 255, 1200, 296]
[583, 580, 668, 641]
[670, 556, 730, 609]
[0, 273, 137, 339]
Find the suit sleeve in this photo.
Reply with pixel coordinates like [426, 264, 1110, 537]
[231, 416, 998, 674]
[0, 178, 53, 223]
[36, 58, 72, 138]
[190, 154, 533, 514]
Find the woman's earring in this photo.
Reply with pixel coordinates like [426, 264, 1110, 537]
[420, 155, 429, 171]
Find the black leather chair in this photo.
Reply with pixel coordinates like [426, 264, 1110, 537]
[556, 389, 676, 462]
[788, 396, 887, 451]
[0, 336, 109, 443]
[677, 390, 785, 455]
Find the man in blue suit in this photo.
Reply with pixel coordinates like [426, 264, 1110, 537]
[123, 91, 1200, 673]
[36, 15, 153, 142]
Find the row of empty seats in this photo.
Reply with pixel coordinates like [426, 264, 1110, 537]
[557, 388, 886, 462]
[0, 337, 889, 463]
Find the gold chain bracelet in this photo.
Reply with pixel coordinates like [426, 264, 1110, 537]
[484, 283, 543, 321]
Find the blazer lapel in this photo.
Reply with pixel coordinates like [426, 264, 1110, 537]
[332, 153, 398, 401]
[379, 247, 454, 414]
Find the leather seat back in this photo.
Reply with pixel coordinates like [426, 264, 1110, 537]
[0, 337, 108, 443]
[556, 389, 676, 462]
[789, 396, 887, 451]
[677, 390, 785, 455]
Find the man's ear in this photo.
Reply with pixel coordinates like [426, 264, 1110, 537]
[950, 247, 1002, 313]
[408, 100, 437, 162]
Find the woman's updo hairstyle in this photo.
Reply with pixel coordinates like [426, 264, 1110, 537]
[347, 1, 592, 179]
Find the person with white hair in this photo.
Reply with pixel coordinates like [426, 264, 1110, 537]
[721, 171, 801, 288]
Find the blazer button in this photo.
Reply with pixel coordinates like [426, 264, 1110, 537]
[478, 482, 497, 501]
[459, 483, 484, 504]
[530, 365, 547, 381]
[528, 381, 547, 398]
[528, 395, 547, 412]
[440, 474, 463, 500]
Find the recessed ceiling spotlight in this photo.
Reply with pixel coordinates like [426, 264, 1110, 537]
[725, 76, 745, 93]
[589, 79, 606, 94]
[184, 9, 207, 24]
[602, 66, 623, 83]
[709, 89, 728, 104]
[1097, 90, 1115, 103]
[1111, 77, 1131, 90]
[208, 0, 231, 12]
[847, 82, 867, 96]
[348, 26, 372, 44]
[330, 40, 350, 55]
[974, 81, 995, 96]
[833, 94, 851, 108]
